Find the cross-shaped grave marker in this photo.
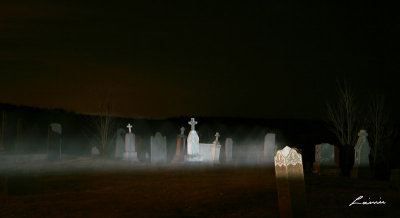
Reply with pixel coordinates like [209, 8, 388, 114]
[188, 118, 198, 131]
[180, 127, 185, 136]
[127, 123, 133, 133]
[215, 132, 220, 142]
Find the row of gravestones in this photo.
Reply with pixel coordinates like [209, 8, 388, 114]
[113, 121, 227, 164]
[312, 129, 371, 178]
[111, 118, 278, 164]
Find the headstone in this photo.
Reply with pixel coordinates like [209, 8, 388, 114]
[150, 132, 167, 164]
[196, 133, 222, 163]
[47, 123, 62, 160]
[351, 130, 371, 178]
[199, 143, 213, 162]
[225, 138, 233, 163]
[186, 118, 201, 162]
[115, 128, 126, 158]
[212, 132, 221, 162]
[274, 146, 307, 218]
[172, 127, 186, 163]
[264, 133, 277, 165]
[123, 123, 138, 161]
[313, 143, 339, 175]
[91, 146, 100, 156]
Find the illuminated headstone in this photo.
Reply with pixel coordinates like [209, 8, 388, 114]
[172, 127, 186, 163]
[47, 123, 62, 160]
[264, 133, 276, 165]
[274, 146, 307, 218]
[351, 130, 371, 178]
[186, 118, 201, 162]
[115, 128, 126, 158]
[123, 123, 138, 161]
[225, 138, 233, 163]
[150, 132, 167, 164]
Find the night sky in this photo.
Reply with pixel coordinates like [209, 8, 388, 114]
[1, 1, 399, 120]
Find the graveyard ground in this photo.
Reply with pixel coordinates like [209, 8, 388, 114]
[0, 157, 399, 217]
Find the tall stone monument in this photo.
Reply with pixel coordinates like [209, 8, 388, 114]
[274, 146, 307, 218]
[47, 123, 62, 160]
[225, 138, 233, 163]
[264, 133, 276, 166]
[185, 118, 200, 162]
[123, 123, 138, 161]
[172, 127, 186, 163]
[351, 130, 371, 178]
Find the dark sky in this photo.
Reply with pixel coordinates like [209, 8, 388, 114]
[1, 1, 399, 120]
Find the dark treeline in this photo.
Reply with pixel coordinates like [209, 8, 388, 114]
[0, 103, 399, 169]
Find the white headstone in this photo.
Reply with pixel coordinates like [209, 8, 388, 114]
[199, 143, 212, 162]
[123, 124, 138, 161]
[150, 132, 167, 164]
[225, 138, 233, 162]
[264, 133, 276, 165]
[186, 118, 200, 161]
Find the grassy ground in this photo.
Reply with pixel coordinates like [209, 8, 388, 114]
[0, 158, 399, 217]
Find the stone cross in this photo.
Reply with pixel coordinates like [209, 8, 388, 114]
[180, 127, 185, 136]
[127, 123, 133, 133]
[188, 118, 198, 131]
[215, 132, 220, 142]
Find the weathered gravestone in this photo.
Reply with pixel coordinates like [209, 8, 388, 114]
[351, 130, 371, 178]
[47, 123, 62, 160]
[123, 123, 138, 161]
[264, 133, 277, 166]
[274, 146, 307, 218]
[115, 128, 126, 158]
[225, 138, 233, 163]
[172, 127, 186, 163]
[150, 132, 167, 164]
[212, 132, 222, 162]
[185, 118, 201, 162]
[91, 146, 100, 156]
[313, 143, 339, 175]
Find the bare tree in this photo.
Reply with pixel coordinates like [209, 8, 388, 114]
[327, 80, 359, 146]
[93, 98, 115, 157]
[366, 94, 392, 171]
